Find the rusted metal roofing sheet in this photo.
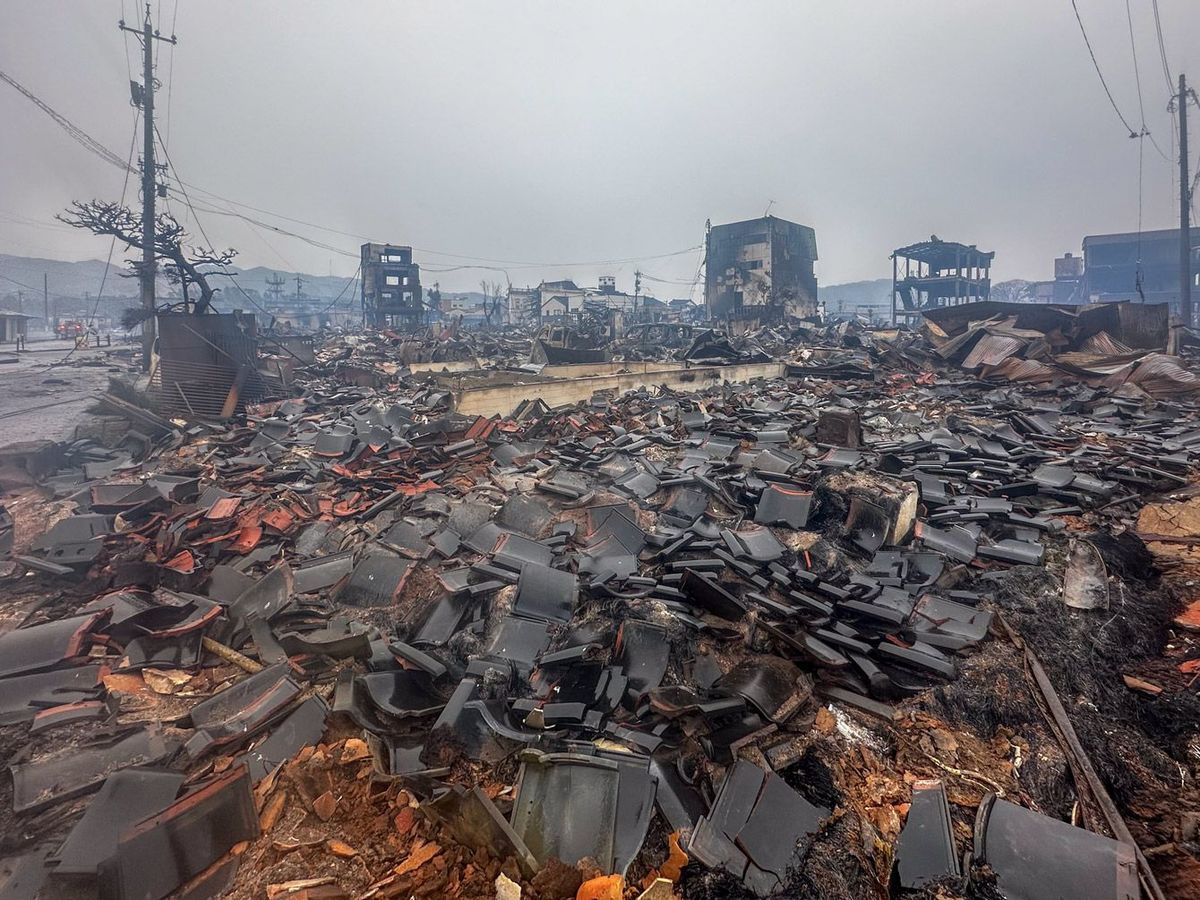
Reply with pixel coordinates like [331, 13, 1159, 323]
[1124, 353, 1200, 398]
[984, 357, 1059, 384]
[961, 335, 1024, 370]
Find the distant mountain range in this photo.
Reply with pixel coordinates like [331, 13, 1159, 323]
[819, 278, 893, 314]
[0, 253, 359, 304]
[820, 277, 1034, 315]
[1, 252, 1032, 316]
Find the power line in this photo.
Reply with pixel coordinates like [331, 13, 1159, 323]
[416, 244, 704, 271]
[1126, 0, 1148, 128]
[120, 0, 134, 84]
[4, 64, 706, 284]
[170, 177, 703, 269]
[639, 272, 698, 286]
[1125, 0, 1171, 164]
[87, 112, 141, 328]
[164, 16, 177, 148]
[163, 188, 360, 259]
[1191, 166, 1200, 223]
[174, 190, 702, 272]
[239, 219, 297, 271]
[0, 211, 76, 233]
[0, 68, 135, 174]
[178, 181, 703, 269]
[1150, 0, 1174, 94]
[154, 1, 164, 68]
[146, 130, 353, 323]
[1, 42, 200, 336]
[421, 263, 512, 276]
[39, 112, 141, 371]
[2, 65, 701, 276]
[1071, 0, 1139, 138]
[314, 265, 361, 315]
[153, 122, 286, 323]
[685, 231, 707, 305]
[187, 190, 298, 270]
[0, 272, 80, 301]
[1144, 126, 1172, 164]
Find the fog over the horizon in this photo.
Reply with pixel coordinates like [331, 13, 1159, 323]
[1, 1, 1197, 296]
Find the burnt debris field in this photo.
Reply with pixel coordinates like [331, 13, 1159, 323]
[1, 305, 1200, 900]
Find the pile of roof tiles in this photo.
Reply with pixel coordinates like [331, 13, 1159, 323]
[3, 347, 1200, 899]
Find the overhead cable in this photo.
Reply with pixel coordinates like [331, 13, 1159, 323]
[1070, 0, 1139, 138]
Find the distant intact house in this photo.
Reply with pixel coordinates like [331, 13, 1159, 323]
[537, 280, 587, 318]
[0, 312, 34, 344]
[507, 277, 659, 324]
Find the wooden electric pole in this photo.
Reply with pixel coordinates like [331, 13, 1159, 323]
[1179, 74, 1193, 328]
[1180, 73, 1190, 328]
[119, 4, 175, 370]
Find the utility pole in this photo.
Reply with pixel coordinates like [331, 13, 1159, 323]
[120, 4, 176, 371]
[634, 270, 642, 316]
[1179, 73, 1193, 329]
[295, 274, 305, 300]
[265, 273, 286, 307]
[42, 273, 48, 323]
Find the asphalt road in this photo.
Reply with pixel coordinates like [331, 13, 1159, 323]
[0, 339, 134, 445]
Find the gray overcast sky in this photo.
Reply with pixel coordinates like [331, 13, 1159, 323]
[2, 1, 1198, 295]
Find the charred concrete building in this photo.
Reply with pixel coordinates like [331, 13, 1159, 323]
[1081, 227, 1200, 311]
[1027, 252, 1085, 304]
[361, 243, 422, 328]
[704, 216, 819, 322]
[891, 238, 993, 324]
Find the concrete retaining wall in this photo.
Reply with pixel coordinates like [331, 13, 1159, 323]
[536, 361, 683, 379]
[451, 361, 786, 417]
[408, 359, 482, 374]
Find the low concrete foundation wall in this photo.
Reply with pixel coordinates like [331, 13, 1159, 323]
[536, 360, 683, 379]
[409, 359, 481, 374]
[451, 361, 786, 417]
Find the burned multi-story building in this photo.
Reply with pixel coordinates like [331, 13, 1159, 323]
[704, 215, 819, 322]
[1081, 227, 1200, 311]
[891, 238, 993, 324]
[361, 243, 422, 328]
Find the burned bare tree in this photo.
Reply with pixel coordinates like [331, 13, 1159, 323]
[479, 279, 505, 327]
[58, 200, 237, 319]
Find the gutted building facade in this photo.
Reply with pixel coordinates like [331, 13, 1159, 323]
[891, 238, 993, 324]
[361, 243, 422, 328]
[704, 216, 819, 321]
[1081, 228, 1200, 311]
